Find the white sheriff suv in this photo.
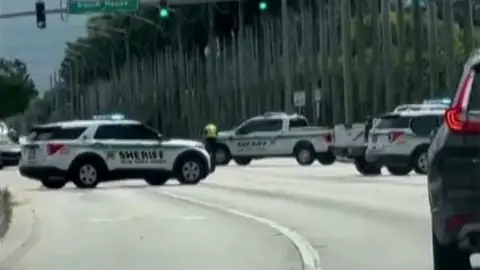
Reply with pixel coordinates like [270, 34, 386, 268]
[19, 115, 212, 189]
[213, 112, 335, 166]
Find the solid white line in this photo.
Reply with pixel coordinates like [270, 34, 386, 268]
[87, 215, 206, 223]
[161, 191, 322, 270]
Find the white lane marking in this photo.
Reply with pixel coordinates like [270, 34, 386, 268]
[87, 215, 206, 223]
[162, 191, 321, 270]
[88, 216, 137, 223]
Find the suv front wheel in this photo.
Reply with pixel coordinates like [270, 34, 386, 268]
[432, 232, 471, 270]
[413, 148, 429, 174]
[176, 156, 206, 185]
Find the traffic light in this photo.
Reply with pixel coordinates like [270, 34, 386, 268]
[258, 0, 268, 11]
[35, 0, 46, 29]
[159, 0, 169, 19]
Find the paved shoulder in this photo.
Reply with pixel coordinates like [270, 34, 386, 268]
[3, 182, 302, 270]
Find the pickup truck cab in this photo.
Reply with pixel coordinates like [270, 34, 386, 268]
[213, 112, 335, 166]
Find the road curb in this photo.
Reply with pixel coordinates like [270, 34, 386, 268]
[0, 202, 39, 270]
[162, 191, 322, 270]
[0, 189, 12, 240]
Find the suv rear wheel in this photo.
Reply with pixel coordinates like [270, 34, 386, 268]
[354, 157, 381, 176]
[386, 165, 411, 176]
[432, 232, 471, 270]
[71, 162, 101, 189]
[41, 179, 67, 189]
[316, 151, 336, 165]
[144, 176, 169, 186]
[233, 157, 252, 166]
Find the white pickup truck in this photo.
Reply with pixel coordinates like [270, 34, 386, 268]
[332, 122, 382, 175]
[213, 112, 335, 166]
[332, 123, 367, 159]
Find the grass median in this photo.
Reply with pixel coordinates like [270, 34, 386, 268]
[0, 188, 12, 238]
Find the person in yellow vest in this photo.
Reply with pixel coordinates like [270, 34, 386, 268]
[203, 123, 218, 171]
[203, 123, 218, 151]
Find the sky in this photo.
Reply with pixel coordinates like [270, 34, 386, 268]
[0, 0, 91, 92]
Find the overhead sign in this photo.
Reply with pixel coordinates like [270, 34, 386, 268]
[67, 0, 139, 14]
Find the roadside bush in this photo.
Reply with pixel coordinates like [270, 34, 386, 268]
[0, 188, 12, 238]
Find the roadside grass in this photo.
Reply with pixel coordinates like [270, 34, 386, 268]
[0, 188, 12, 239]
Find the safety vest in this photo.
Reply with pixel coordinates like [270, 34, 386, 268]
[204, 123, 218, 138]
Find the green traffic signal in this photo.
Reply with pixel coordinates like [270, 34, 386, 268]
[159, 8, 169, 18]
[258, 1, 267, 10]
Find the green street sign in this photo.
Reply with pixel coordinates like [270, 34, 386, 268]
[68, 0, 139, 14]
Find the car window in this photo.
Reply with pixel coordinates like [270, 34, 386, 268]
[237, 119, 283, 135]
[124, 124, 159, 140]
[289, 118, 308, 128]
[375, 115, 411, 129]
[94, 124, 158, 140]
[411, 115, 439, 136]
[27, 126, 87, 141]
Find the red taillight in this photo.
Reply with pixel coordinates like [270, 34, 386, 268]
[47, 143, 64, 155]
[389, 131, 404, 142]
[445, 70, 480, 133]
[324, 134, 333, 144]
[447, 214, 473, 230]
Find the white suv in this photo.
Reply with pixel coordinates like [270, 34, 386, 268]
[19, 118, 212, 189]
[364, 109, 444, 175]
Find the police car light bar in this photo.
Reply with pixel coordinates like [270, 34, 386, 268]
[422, 98, 451, 105]
[92, 113, 125, 120]
[263, 112, 288, 117]
[393, 103, 449, 112]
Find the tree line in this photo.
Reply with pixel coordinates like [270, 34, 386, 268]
[6, 0, 480, 135]
[0, 58, 38, 126]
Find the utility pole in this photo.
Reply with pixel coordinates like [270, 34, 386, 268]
[281, 0, 292, 112]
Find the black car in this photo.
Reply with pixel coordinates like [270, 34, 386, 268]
[428, 54, 480, 270]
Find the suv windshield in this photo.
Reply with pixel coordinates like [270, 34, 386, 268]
[375, 114, 412, 129]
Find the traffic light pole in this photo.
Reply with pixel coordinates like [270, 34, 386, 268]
[281, 0, 291, 112]
[0, 0, 246, 19]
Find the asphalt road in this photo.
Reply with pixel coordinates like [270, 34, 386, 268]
[0, 168, 301, 270]
[1, 159, 477, 270]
